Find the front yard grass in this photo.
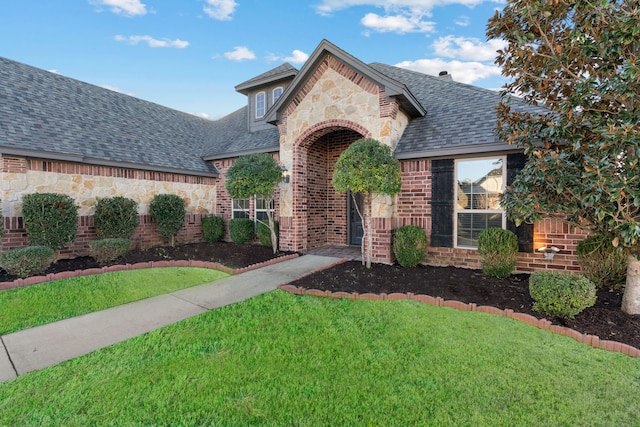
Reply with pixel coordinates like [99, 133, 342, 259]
[0, 267, 228, 335]
[1, 290, 639, 426]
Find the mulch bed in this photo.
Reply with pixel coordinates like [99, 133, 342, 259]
[1, 242, 638, 351]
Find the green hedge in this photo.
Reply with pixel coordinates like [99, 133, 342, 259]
[89, 238, 131, 264]
[576, 234, 627, 290]
[477, 228, 518, 278]
[94, 197, 139, 239]
[0, 246, 55, 278]
[202, 216, 224, 243]
[392, 225, 427, 267]
[22, 193, 78, 249]
[529, 271, 597, 319]
[257, 220, 279, 248]
[229, 218, 255, 245]
[149, 194, 185, 246]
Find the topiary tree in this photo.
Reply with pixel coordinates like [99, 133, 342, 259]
[225, 153, 282, 254]
[22, 193, 78, 249]
[487, 0, 640, 313]
[332, 138, 402, 268]
[149, 194, 186, 247]
[94, 196, 139, 239]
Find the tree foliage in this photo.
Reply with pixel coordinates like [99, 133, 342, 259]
[487, 0, 640, 250]
[487, 0, 640, 313]
[225, 153, 282, 253]
[332, 138, 402, 268]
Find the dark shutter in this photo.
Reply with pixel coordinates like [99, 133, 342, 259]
[506, 153, 534, 253]
[431, 159, 454, 247]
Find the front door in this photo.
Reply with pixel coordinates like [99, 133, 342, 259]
[348, 192, 364, 246]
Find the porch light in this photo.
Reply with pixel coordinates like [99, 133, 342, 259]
[281, 165, 290, 184]
[537, 246, 560, 260]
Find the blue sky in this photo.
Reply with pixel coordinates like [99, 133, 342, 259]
[0, 0, 508, 120]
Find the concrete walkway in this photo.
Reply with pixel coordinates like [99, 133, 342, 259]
[0, 255, 341, 383]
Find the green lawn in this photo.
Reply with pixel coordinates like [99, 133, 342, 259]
[0, 267, 228, 335]
[1, 291, 639, 426]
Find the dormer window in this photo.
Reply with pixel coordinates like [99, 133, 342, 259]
[273, 87, 283, 103]
[256, 92, 266, 118]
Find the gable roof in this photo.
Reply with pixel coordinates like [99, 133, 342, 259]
[234, 63, 298, 95]
[369, 63, 549, 159]
[0, 56, 218, 176]
[265, 39, 426, 125]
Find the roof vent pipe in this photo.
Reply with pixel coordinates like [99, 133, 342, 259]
[438, 70, 452, 80]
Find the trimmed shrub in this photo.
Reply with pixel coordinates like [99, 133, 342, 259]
[576, 234, 627, 290]
[257, 220, 279, 248]
[202, 215, 224, 243]
[149, 194, 186, 247]
[89, 238, 131, 264]
[22, 193, 78, 249]
[0, 246, 55, 278]
[392, 225, 427, 267]
[529, 271, 597, 319]
[229, 218, 255, 244]
[94, 196, 139, 239]
[478, 228, 518, 278]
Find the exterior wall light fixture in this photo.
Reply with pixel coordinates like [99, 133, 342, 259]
[281, 165, 290, 184]
[537, 246, 560, 260]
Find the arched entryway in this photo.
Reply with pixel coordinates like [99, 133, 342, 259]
[284, 124, 367, 253]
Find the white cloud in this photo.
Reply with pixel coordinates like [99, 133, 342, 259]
[268, 49, 309, 64]
[395, 58, 502, 84]
[361, 12, 435, 33]
[99, 84, 135, 96]
[115, 35, 189, 48]
[454, 15, 470, 26]
[90, 0, 147, 16]
[224, 46, 256, 61]
[432, 36, 506, 62]
[203, 0, 238, 20]
[314, 0, 486, 17]
[190, 112, 211, 119]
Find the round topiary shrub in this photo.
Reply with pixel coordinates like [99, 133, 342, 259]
[576, 234, 627, 290]
[392, 225, 427, 267]
[529, 271, 597, 319]
[257, 220, 278, 248]
[22, 193, 78, 249]
[94, 196, 139, 239]
[0, 246, 55, 278]
[89, 238, 131, 264]
[202, 215, 224, 243]
[229, 218, 255, 244]
[477, 228, 518, 278]
[149, 194, 186, 247]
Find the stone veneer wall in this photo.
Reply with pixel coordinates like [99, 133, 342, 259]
[0, 155, 217, 257]
[395, 159, 588, 272]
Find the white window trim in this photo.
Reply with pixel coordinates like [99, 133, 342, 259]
[255, 91, 266, 118]
[231, 198, 250, 219]
[272, 87, 283, 104]
[254, 197, 274, 224]
[453, 156, 507, 250]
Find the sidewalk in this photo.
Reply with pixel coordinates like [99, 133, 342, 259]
[0, 254, 342, 383]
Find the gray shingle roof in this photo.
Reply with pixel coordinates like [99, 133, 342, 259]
[369, 63, 549, 158]
[235, 63, 298, 94]
[0, 56, 217, 176]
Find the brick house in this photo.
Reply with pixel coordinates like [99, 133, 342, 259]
[0, 39, 587, 271]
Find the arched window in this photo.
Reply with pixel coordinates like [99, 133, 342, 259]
[256, 92, 266, 118]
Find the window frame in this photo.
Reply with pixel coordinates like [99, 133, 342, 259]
[453, 156, 507, 249]
[254, 197, 274, 224]
[272, 87, 283, 104]
[231, 198, 250, 219]
[255, 91, 266, 118]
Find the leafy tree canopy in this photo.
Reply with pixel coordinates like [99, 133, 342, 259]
[225, 153, 282, 200]
[332, 138, 402, 196]
[487, 0, 640, 251]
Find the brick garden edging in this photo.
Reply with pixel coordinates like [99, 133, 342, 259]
[278, 272, 640, 359]
[0, 253, 300, 291]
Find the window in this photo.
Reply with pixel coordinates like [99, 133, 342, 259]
[272, 87, 283, 103]
[255, 197, 274, 222]
[454, 157, 506, 249]
[255, 92, 265, 118]
[232, 198, 250, 219]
